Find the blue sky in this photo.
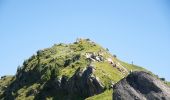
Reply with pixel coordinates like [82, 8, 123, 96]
[0, 0, 170, 81]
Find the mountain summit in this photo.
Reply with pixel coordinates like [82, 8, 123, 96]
[0, 39, 169, 100]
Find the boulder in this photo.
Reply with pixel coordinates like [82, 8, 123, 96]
[113, 71, 170, 100]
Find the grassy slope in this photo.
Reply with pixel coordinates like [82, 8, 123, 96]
[15, 83, 41, 100]
[0, 39, 150, 100]
[167, 82, 170, 87]
[93, 62, 124, 88]
[86, 90, 112, 100]
[0, 76, 14, 98]
[86, 59, 148, 100]
[117, 59, 146, 71]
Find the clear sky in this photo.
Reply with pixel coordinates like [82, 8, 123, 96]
[0, 0, 170, 81]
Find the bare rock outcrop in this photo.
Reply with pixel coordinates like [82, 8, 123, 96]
[35, 66, 105, 99]
[68, 66, 104, 98]
[113, 71, 170, 100]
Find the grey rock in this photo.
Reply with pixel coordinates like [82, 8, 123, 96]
[43, 66, 104, 99]
[113, 71, 170, 100]
[67, 66, 104, 98]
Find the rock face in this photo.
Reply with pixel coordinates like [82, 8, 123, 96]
[113, 71, 170, 100]
[33, 66, 104, 99]
[68, 66, 104, 97]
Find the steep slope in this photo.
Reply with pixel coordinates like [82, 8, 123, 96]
[167, 82, 170, 87]
[0, 39, 149, 100]
[113, 71, 170, 100]
[0, 76, 14, 98]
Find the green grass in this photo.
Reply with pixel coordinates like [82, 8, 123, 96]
[0, 76, 13, 87]
[59, 60, 87, 78]
[86, 90, 112, 100]
[116, 59, 147, 71]
[0, 39, 151, 100]
[93, 62, 125, 88]
[15, 83, 40, 100]
[0, 76, 14, 99]
[166, 82, 170, 87]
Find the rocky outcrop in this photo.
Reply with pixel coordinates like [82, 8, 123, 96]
[113, 71, 170, 100]
[34, 66, 105, 99]
[85, 52, 104, 62]
[68, 66, 104, 98]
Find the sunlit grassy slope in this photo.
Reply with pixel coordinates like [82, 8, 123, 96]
[0, 39, 152, 100]
[86, 90, 112, 100]
[0, 76, 14, 98]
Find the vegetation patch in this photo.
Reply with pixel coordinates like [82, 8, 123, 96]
[86, 90, 112, 100]
[0, 39, 153, 100]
